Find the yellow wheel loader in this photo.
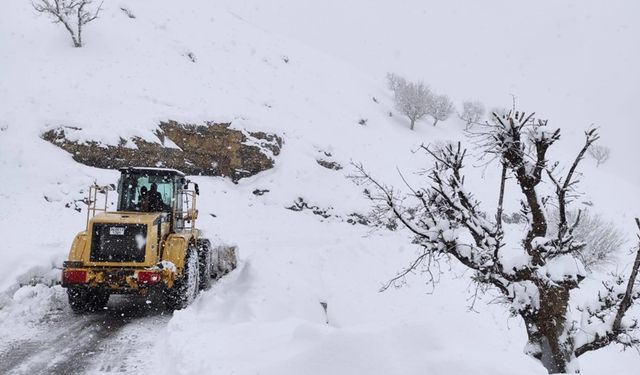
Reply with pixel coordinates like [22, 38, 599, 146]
[61, 167, 237, 312]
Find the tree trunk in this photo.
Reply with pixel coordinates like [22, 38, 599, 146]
[514, 168, 547, 264]
[77, 7, 83, 48]
[495, 163, 507, 232]
[523, 285, 574, 373]
[433, 118, 439, 126]
[410, 118, 415, 130]
[55, 15, 80, 47]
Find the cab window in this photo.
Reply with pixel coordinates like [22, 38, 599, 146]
[117, 172, 174, 212]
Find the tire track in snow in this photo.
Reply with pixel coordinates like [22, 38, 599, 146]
[0, 295, 170, 375]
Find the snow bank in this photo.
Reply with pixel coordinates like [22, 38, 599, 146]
[0, 284, 67, 342]
[154, 180, 544, 375]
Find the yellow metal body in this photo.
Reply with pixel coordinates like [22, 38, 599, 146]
[64, 183, 201, 294]
[69, 212, 168, 267]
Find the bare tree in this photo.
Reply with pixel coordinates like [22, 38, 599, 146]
[32, 0, 103, 47]
[354, 111, 640, 373]
[388, 74, 432, 131]
[426, 94, 454, 126]
[587, 144, 611, 167]
[459, 100, 485, 129]
[548, 209, 625, 271]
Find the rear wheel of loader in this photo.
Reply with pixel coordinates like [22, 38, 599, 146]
[67, 288, 109, 313]
[197, 239, 213, 290]
[165, 246, 200, 310]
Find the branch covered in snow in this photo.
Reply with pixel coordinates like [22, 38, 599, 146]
[546, 129, 599, 259]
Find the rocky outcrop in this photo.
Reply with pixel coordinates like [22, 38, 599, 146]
[316, 159, 343, 170]
[42, 121, 283, 182]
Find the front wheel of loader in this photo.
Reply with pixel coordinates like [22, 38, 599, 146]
[165, 246, 200, 310]
[67, 288, 109, 313]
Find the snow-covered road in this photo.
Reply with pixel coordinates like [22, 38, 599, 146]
[0, 293, 169, 375]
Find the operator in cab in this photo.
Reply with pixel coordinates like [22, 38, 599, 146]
[141, 183, 166, 212]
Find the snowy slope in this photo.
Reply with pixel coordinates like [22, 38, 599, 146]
[0, 1, 639, 374]
[224, 0, 640, 186]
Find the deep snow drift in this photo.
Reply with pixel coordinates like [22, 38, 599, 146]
[0, 1, 638, 374]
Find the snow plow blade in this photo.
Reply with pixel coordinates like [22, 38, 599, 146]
[212, 245, 238, 278]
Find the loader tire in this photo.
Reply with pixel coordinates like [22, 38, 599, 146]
[197, 239, 213, 290]
[67, 288, 109, 313]
[165, 246, 200, 310]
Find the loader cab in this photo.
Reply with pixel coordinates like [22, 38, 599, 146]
[116, 167, 185, 213]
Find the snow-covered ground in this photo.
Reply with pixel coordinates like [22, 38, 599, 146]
[0, 1, 638, 374]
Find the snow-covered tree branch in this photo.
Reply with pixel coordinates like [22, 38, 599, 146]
[355, 110, 640, 373]
[32, 0, 103, 47]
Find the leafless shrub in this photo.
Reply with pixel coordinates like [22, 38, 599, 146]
[427, 94, 454, 126]
[548, 209, 624, 271]
[459, 100, 485, 129]
[32, 0, 103, 47]
[387, 73, 432, 131]
[587, 144, 611, 167]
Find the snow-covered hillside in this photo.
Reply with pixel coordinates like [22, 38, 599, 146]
[0, 1, 638, 374]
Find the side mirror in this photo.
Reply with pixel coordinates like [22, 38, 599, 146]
[194, 183, 200, 195]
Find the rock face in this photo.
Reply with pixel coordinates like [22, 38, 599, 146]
[42, 121, 283, 182]
[316, 159, 343, 170]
